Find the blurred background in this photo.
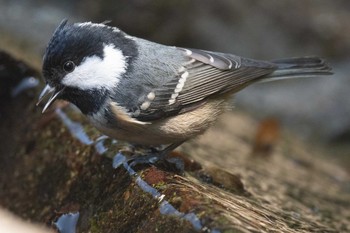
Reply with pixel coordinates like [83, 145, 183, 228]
[0, 0, 349, 163]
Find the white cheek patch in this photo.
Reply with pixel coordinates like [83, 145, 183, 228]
[62, 44, 127, 90]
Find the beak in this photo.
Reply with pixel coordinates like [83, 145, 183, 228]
[36, 84, 64, 113]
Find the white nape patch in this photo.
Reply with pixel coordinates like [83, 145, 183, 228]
[76, 22, 121, 33]
[62, 44, 126, 90]
[77, 22, 107, 28]
[124, 34, 137, 41]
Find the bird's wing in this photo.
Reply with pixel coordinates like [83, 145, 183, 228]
[133, 48, 277, 121]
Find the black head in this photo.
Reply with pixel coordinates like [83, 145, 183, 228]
[40, 20, 138, 114]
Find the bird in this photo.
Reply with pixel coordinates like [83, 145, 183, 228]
[38, 20, 332, 157]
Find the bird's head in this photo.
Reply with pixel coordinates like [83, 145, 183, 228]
[38, 20, 137, 114]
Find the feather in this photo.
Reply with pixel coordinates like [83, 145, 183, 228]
[132, 49, 331, 122]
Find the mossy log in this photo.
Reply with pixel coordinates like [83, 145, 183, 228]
[0, 51, 349, 233]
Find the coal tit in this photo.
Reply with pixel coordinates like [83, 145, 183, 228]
[38, 20, 331, 151]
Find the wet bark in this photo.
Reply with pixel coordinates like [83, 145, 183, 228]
[0, 51, 349, 233]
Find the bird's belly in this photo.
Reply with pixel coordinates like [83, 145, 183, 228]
[89, 99, 229, 145]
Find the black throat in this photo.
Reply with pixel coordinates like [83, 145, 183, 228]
[61, 87, 109, 115]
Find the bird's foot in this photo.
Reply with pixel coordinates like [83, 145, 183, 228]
[113, 141, 186, 171]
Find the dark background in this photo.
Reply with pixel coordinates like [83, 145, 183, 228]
[0, 0, 349, 159]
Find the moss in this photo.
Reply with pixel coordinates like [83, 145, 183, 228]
[152, 181, 167, 190]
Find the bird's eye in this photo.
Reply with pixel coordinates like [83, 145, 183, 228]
[63, 61, 75, 73]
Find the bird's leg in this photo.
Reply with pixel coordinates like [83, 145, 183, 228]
[128, 140, 186, 167]
[158, 140, 186, 159]
[93, 135, 187, 169]
[158, 140, 187, 171]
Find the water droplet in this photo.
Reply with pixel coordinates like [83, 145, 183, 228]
[94, 135, 109, 154]
[55, 108, 93, 145]
[11, 76, 39, 97]
[54, 212, 80, 233]
[112, 152, 126, 168]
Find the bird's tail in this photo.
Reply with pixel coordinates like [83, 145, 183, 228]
[262, 57, 332, 82]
